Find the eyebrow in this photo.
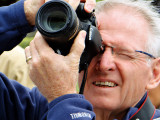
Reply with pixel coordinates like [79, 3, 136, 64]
[106, 45, 133, 52]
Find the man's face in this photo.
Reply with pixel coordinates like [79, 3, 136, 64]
[79, 7, 153, 113]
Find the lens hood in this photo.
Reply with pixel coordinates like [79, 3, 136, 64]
[35, 0, 79, 43]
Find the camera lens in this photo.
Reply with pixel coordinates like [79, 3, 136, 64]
[40, 6, 68, 32]
[47, 12, 67, 31]
[35, 0, 79, 44]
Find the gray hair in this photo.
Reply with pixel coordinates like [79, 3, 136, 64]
[95, 0, 160, 58]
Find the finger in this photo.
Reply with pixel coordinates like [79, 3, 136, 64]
[29, 38, 40, 63]
[69, 30, 86, 60]
[33, 32, 56, 58]
[25, 46, 32, 64]
[25, 46, 30, 59]
[68, 0, 80, 10]
[84, 0, 96, 13]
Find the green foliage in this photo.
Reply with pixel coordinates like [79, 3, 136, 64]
[19, 37, 33, 49]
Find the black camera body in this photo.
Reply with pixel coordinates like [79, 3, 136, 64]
[35, 0, 102, 71]
[151, 0, 160, 13]
[152, 0, 160, 6]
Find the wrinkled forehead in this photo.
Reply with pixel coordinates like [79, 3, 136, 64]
[95, 5, 151, 50]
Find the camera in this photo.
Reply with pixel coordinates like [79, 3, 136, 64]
[35, 0, 103, 72]
[151, 0, 160, 13]
[152, 0, 160, 6]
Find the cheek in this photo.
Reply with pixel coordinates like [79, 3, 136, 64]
[118, 61, 150, 100]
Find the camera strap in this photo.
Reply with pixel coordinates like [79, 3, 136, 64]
[129, 96, 155, 120]
[79, 63, 88, 94]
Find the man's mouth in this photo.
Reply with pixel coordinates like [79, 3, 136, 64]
[93, 81, 118, 87]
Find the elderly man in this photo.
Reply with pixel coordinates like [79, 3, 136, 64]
[25, 0, 160, 119]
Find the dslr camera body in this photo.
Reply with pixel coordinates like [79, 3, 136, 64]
[152, 0, 160, 6]
[151, 0, 160, 13]
[35, 0, 102, 72]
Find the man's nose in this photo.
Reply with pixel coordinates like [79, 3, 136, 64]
[96, 47, 116, 72]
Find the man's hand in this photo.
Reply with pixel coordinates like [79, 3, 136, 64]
[25, 31, 86, 102]
[24, 0, 47, 26]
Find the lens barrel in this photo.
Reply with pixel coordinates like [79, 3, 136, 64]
[36, 0, 80, 55]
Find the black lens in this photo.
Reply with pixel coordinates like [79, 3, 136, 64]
[39, 4, 68, 33]
[47, 11, 67, 31]
[36, 0, 79, 44]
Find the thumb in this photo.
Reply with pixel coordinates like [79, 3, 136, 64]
[69, 30, 86, 60]
[84, 0, 96, 13]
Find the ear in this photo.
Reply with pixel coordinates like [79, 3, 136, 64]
[146, 58, 160, 90]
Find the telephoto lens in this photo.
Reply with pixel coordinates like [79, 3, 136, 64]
[35, 0, 80, 55]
